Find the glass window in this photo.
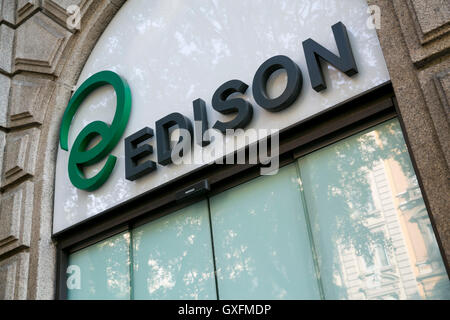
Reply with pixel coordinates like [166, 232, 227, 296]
[67, 118, 449, 300]
[67, 232, 131, 300]
[210, 163, 321, 299]
[132, 200, 217, 300]
[297, 119, 450, 300]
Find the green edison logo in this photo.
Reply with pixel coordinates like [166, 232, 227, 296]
[59, 71, 131, 191]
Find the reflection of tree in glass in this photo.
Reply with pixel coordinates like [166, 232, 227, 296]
[299, 119, 449, 299]
[131, 203, 216, 300]
[312, 121, 409, 262]
[68, 231, 131, 300]
[97, 232, 131, 299]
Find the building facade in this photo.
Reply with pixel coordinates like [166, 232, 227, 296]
[0, 0, 449, 299]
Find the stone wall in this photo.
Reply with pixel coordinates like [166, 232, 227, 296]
[0, 0, 448, 299]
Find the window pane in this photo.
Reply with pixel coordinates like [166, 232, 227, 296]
[67, 232, 131, 300]
[132, 200, 217, 299]
[298, 118, 450, 300]
[210, 163, 322, 299]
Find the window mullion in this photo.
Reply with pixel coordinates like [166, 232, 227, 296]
[295, 161, 326, 300]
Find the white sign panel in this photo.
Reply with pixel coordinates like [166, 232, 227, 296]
[53, 0, 390, 234]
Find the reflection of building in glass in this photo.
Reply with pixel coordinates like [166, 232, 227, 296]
[396, 177, 450, 300]
[335, 155, 449, 300]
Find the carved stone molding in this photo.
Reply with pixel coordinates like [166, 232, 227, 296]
[0, 74, 10, 128]
[0, 0, 17, 26]
[433, 68, 450, 166]
[1, 128, 40, 189]
[0, 23, 14, 73]
[0, 181, 34, 256]
[0, 131, 5, 180]
[434, 69, 450, 118]
[16, 0, 40, 24]
[0, 251, 29, 300]
[5, 74, 55, 128]
[15, 11, 72, 74]
[434, 68, 450, 162]
[42, 0, 91, 31]
[393, 0, 450, 67]
[417, 61, 450, 167]
[407, 0, 450, 44]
